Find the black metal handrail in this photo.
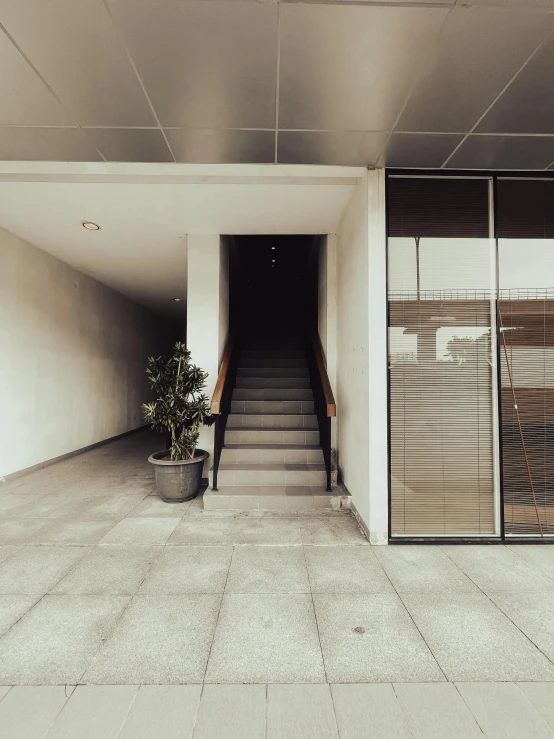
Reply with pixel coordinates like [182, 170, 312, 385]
[306, 328, 336, 492]
[210, 334, 238, 491]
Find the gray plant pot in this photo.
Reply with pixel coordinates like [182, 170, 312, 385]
[148, 449, 209, 503]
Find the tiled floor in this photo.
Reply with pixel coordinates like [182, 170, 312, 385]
[2, 430, 554, 735]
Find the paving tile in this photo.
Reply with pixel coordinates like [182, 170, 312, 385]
[299, 517, 367, 546]
[267, 684, 338, 739]
[193, 685, 266, 739]
[0, 686, 68, 739]
[0, 596, 41, 638]
[125, 496, 193, 517]
[402, 591, 554, 681]
[45, 685, 138, 739]
[508, 545, 554, 580]
[457, 682, 554, 739]
[205, 594, 325, 683]
[0, 495, 47, 517]
[0, 519, 50, 545]
[225, 546, 309, 593]
[119, 685, 201, 739]
[488, 591, 554, 663]
[169, 517, 303, 546]
[313, 593, 443, 682]
[305, 546, 393, 593]
[517, 683, 554, 731]
[331, 683, 412, 739]
[85, 594, 220, 683]
[0, 546, 86, 595]
[98, 517, 181, 545]
[0, 595, 130, 684]
[0, 546, 22, 565]
[34, 519, 118, 545]
[52, 546, 162, 595]
[373, 546, 479, 593]
[393, 682, 484, 739]
[442, 545, 554, 592]
[139, 546, 232, 594]
[0, 687, 10, 701]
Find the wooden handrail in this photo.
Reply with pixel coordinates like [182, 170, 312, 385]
[310, 329, 336, 417]
[210, 334, 235, 414]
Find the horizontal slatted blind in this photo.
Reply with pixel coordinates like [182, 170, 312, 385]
[388, 173, 495, 537]
[497, 180, 554, 239]
[499, 290, 554, 536]
[388, 177, 490, 238]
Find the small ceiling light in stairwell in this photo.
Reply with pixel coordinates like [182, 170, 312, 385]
[271, 246, 276, 250]
[173, 298, 181, 302]
[82, 221, 100, 230]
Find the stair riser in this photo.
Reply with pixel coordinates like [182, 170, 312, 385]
[236, 377, 311, 389]
[237, 367, 309, 378]
[240, 358, 307, 368]
[231, 401, 315, 414]
[233, 388, 313, 401]
[225, 430, 320, 446]
[240, 350, 306, 359]
[227, 414, 318, 429]
[204, 492, 350, 512]
[220, 448, 324, 465]
[213, 469, 328, 487]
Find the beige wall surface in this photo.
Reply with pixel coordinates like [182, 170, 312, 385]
[0, 227, 172, 478]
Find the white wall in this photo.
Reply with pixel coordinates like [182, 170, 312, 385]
[186, 235, 229, 474]
[0, 227, 172, 478]
[336, 174, 370, 525]
[336, 171, 388, 543]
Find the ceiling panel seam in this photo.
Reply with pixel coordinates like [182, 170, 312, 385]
[0, 22, 107, 161]
[375, 4, 455, 167]
[100, 0, 176, 163]
[441, 27, 554, 169]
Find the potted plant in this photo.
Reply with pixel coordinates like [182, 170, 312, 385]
[143, 342, 214, 502]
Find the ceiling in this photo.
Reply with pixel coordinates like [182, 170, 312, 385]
[0, 164, 360, 318]
[1, 0, 554, 170]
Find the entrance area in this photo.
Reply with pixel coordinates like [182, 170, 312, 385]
[205, 236, 344, 512]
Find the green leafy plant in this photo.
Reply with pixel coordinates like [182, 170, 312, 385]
[142, 342, 214, 461]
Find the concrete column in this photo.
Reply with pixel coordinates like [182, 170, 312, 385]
[367, 169, 389, 545]
[186, 235, 229, 475]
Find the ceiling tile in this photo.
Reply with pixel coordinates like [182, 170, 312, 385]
[164, 129, 275, 164]
[0, 0, 155, 127]
[445, 135, 554, 170]
[381, 133, 464, 168]
[279, 4, 447, 131]
[107, 0, 278, 129]
[83, 128, 173, 162]
[397, 7, 554, 133]
[476, 38, 554, 134]
[0, 31, 72, 126]
[0, 128, 102, 161]
[278, 130, 386, 166]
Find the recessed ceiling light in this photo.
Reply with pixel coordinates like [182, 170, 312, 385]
[82, 221, 100, 230]
[271, 246, 276, 250]
[173, 298, 181, 302]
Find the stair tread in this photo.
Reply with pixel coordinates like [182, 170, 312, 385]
[223, 444, 321, 450]
[227, 426, 318, 432]
[215, 463, 327, 471]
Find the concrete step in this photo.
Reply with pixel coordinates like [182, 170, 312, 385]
[227, 413, 318, 429]
[225, 427, 320, 446]
[203, 486, 351, 512]
[233, 388, 313, 401]
[236, 376, 311, 389]
[240, 349, 306, 359]
[239, 357, 307, 368]
[231, 400, 315, 414]
[220, 445, 324, 465]
[237, 367, 309, 378]
[209, 463, 336, 488]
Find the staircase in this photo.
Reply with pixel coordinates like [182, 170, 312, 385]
[205, 332, 348, 512]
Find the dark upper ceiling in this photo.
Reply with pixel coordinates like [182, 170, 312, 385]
[2, 0, 554, 170]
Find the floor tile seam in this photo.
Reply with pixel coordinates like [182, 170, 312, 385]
[43, 544, 94, 596]
[506, 546, 554, 586]
[0, 545, 24, 567]
[0, 686, 11, 705]
[448, 682, 488, 738]
[301, 545, 329, 684]
[389, 683, 419, 739]
[201, 546, 235, 683]
[0, 592, 46, 644]
[124, 541, 167, 599]
[379, 562, 449, 682]
[110, 684, 142, 739]
[511, 682, 554, 735]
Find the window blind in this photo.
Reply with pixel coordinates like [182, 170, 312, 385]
[497, 180, 554, 239]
